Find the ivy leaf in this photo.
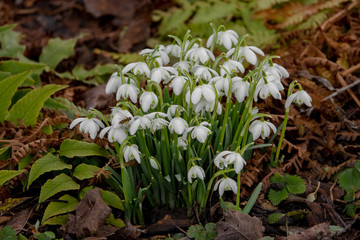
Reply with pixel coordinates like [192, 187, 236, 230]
[39, 38, 76, 69]
[73, 163, 99, 180]
[27, 153, 72, 188]
[0, 170, 24, 186]
[59, 139, 109, 158]
[268, 188, 288, 206]
[0, 71, 29, 123]
[338, 163, 360, 192]
[42, 194, 78, 224]
[101, 190, 124, 211]
[39, 173, 80, 203]
[5, 84, 67, 126]
[268, 213, 286, 224]
[285, 175, 306, 194]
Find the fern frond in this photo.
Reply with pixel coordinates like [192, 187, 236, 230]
[52, 97, 88, 117]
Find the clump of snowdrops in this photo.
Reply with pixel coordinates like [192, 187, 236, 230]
[70, 24, 312, 224]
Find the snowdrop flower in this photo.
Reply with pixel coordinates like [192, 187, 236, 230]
[150, 156, 159, 170]
[214, 150, 231, 169]
[100, 125, 128, 143]
[140, 91, 158, 112]
[206, 30, 239, 50]
[209, 75, 231, 95]
[105, 72, 122, 94]
[191, 65, 219, 81]
[145, 111, 168, 120]
[173, 61, 191, 74]
[165, 44, 181, 58]
[191, 84, 216, 105]
[168, 117, 189, 135]
[122, 62, 150, 77]
[129, 116, 151, 135]
[111, 109, 133, 128]
[116, 83, 140, 103]
[169, 75, 189, 95]
[190, 122, 212, 143]
[249, 119, 277, 140]
[140, 45, 170, 65]
[150, 66, 177, 84]
[188, 165, 205, 183]
[214, 177, 237, 197]
[167, 105, 185, 120]
[214, 151, 246, 173]
[185, 47, 215, 64]
[221, 60, 245, 76]
[150, 117, 169, 133]
[178, 136, 188, 149]
[232, 77, 250, 102]
[227, 45, 264, 65]
[285, 90, 312, 109]
[263, 62, 289, 81]
[124, 144, 141, 164]
[254, 76, 283, 102]
[70, 117, 104, 139]
[193, 98, 222, 115]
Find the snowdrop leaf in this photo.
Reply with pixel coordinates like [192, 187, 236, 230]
[73, 163, 100, 180]
[39, 37, 76, 69]
[60, 139, 109, 158]
[0, 71, 29, 123]
[42, 194, 78, 224]
[39, 173, 80, 203]
[0, 170, 24, 186]
[5, 84, 66, 126]
[28, 153, 72, 188]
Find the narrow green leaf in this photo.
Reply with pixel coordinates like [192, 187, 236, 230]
[0, 71, 29, 123]
[243, 182, 262, 214]
[42, 215, 68, 226]
[73, 163, 99, 180]
[0, 170, 24, 186]
[59, 139, 109, 158]
[268, 213, 286, 224]
[268, 188, 288, 206]
[101, 190, 124, 211]
[39, 38, 76, 69]
[27, 153, 72, 188]
[285, 175, 306, 194]
[5, 84, 67, 126]
[39, 173, 80, 203]
[0, 146, 10, 155]
[42, 194, 78, 224]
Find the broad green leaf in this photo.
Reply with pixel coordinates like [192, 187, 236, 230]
[0, 71, 29, 123]
[0, 71, 11, 80]
[39, 38, 76, 69]
[0, 226, 17, 240]
[44, 97, 88, 117]
[101, 190, 124, 211]
[270, 173, 285, 184]
[59, 139, 109, 158]
[0, 24, 16, 34]
[39, 173, 80, 203]
[42, 194, 78, 224]
[5, 84, 67, 126]
[106, 213, 125, 228]
[268, 188, 288, 206]
[0, 60, 46, 74]
[339, 166, 360, 192]
[73, 163, 99, 180]
[42, 215, 68, 226]
[285, 175, 306, 194]
[0, 146, 10, 155]
[0, 170, 24, 186]
[0, 28, 26, 60]
[268, 213, 286, 224]
[18, 154, 33, 170]
[28, 153, 72, 188]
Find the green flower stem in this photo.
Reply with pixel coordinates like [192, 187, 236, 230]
[236, 172, 241, 211]
[217, 77, 233, 151]
[150, 81, 164, 108]
[200, 169, 235, 212]
[161, 128, 171, 176]
[275, 108, 289, 163]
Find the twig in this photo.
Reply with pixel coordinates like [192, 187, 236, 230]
[336, 73, 360, 108]
[321, 78, 360, 102]
[343, 63, 360, 75]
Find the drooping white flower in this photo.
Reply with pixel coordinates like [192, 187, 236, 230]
[249, 119, 277, 140]
[168, 117, 189, 135]
[169, 75, 189, 95]
[191, 84, 217, 105]
[69, 117, 105, 139]
[193, 98, 222, 115]
[214, 177, 237, 196]
[227, 45, 264, 65]
[150, 66, 177, 84]
[140, 91, 158, 112]
[185, 47, 215, 64]
[165, 44, 181, 58]
[116, 83, 140, 103]
[178, 136, 188, 149]
[139, 45, 170, 65]
[285, 90, 312, 109]
[213, 151, 246, 173]
[122, 62, 150, 77]
[263, 62, 289, 81]
[232, 77, 250, 102]
[111, 109, 133, 128]
[123, 144, 141, 164]
[145, 112, 168, 120]
[188, 165, 205, 183]
[209, 75, 231, 95]
[100, 125, 128, 143]
[254, 76, 283, 102]
[173, 61, 191, 74]
[105, 72, 122, 94]
[190, 122, 212, 143]
[206, 30, 239, 50]
[129, 116, 151, 135]
[166, 105, 185, 120]
[150, 156, 159, 170]
[150, 117, 169, 133]
[191, 65, 219, 81]
[221, 60, 245, 76]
